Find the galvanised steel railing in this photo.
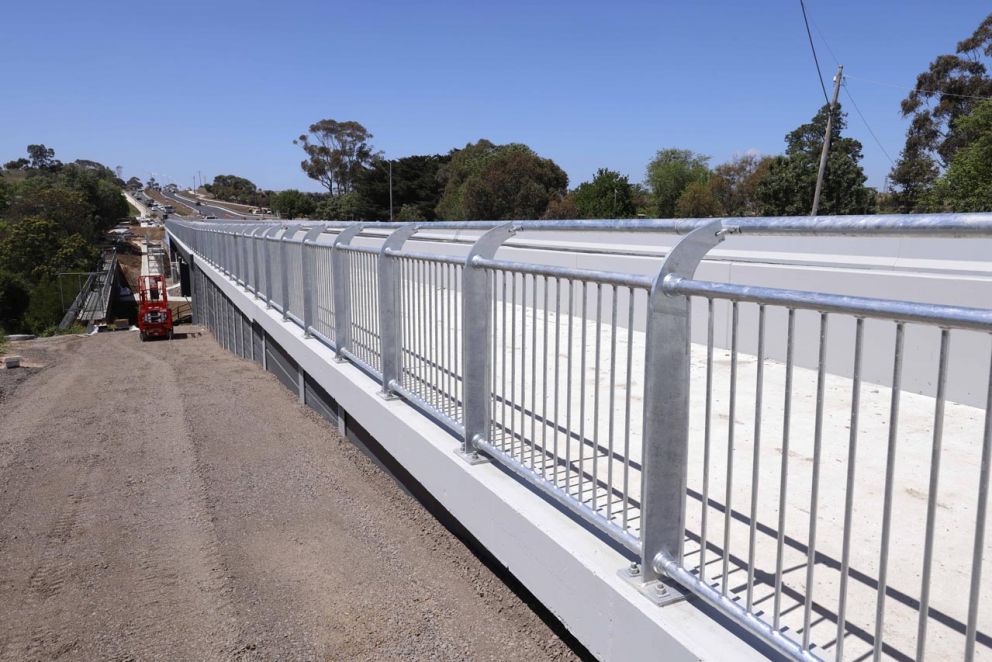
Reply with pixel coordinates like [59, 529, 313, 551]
[167, 214, 992, 662]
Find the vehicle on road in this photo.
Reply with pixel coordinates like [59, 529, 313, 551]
[205, 215, 217, 219]
[137, 274, 173, 341]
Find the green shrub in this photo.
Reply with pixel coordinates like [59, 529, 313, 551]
[24, 277, 64, 335]
[0, 270, 30, 333]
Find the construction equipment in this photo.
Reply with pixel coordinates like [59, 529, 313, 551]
[137, 274, 172, 341]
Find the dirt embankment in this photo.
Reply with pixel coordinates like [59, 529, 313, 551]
[0, 330, 582, 661]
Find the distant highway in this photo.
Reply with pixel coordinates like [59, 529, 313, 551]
[157, 189, 243, 220]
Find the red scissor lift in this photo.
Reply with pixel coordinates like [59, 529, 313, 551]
[138, 274, 173, 341]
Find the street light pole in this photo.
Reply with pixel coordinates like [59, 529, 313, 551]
[388, 159, 394, 221]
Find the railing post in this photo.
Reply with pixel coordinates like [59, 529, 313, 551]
[280, 225, 297, 321]
[378, 224, 420, 398]
[239, 226, 252, 286]
[241, 225, 253, 291]
[228, 226, 236, 279]
[231, 228, 238, 280]
[251, 226, 264, 298]
[224, 227, 233, 275]
[215, 228, 223, 272]
[234, 227, 241, 278]
[459, 223, 518, 464]
[262, 226, 281, 309]
[302, 224, 327, 338]
[638, 220, 726, 592]
[332, 224, 365, 360]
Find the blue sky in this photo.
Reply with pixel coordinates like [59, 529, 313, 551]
[1, 1, 989, 192]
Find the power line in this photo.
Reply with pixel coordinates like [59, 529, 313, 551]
[799, 2, 897, 186]
[799, 0, 829, 104]
[811, 17, 840, 66]
[844, 74, 992, 102]
[802, 0, 992, 103]
[842, 80, 896, 166]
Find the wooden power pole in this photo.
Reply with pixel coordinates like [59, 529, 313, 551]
[811, 64, 843, 216]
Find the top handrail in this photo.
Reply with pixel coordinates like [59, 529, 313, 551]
[171, 212, 992, 238]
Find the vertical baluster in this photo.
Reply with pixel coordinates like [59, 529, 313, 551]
[501, 271, 508, 448]
[774, 308, 796, 628]
[607, 285, 618, 521]
[511, 274, 527, 464]
[835, 317, 864, 660]
[541, 276, 550, 476]
[965, 346, 992, 662]
[447, 263, 454, 413]
[531, 274, 539, 470]
[622, 289, 635, 531]
[565, 279, 574, 494]
[722, 301, 739, 596]
[916, 328, 951, 661]
[872, 322, 904, 660]
[592, 283, 603, 512]
[802, 312, 829, 651]
[578, 281, 588, 502]
[491, 268, 498, 438]
[746, 304, 766, 611]
[553, 277, 562, 486]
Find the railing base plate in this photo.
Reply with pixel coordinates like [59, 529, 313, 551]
[455, 448, 490, 465]
[618, 566, 686, 606]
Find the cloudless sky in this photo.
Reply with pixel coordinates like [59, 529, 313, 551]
[2, 1, 989, 193]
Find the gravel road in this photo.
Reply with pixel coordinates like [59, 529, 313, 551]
[0, 329, 582, 661]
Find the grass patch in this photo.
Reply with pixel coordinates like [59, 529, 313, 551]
[38, 323, 87, 337]
[0, 329, 7, 354]
[127, 201, 142, 217]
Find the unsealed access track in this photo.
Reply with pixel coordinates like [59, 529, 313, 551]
[0, 330, 580, 661]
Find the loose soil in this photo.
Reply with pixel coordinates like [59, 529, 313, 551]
[0, 329, 581, 661]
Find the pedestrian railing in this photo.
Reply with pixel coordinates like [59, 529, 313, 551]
[166, 214, 992, 661]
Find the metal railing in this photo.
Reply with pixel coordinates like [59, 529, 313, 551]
[167, 214, 992, 661]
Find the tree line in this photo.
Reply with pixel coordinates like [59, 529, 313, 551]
[888, 14, 992, 212]
[0, 145, 129, 334]
[252, 13, 991, 221]
[262, 99, 876, 222]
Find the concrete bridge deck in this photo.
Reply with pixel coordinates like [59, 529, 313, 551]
[164, 216, 992, 661]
